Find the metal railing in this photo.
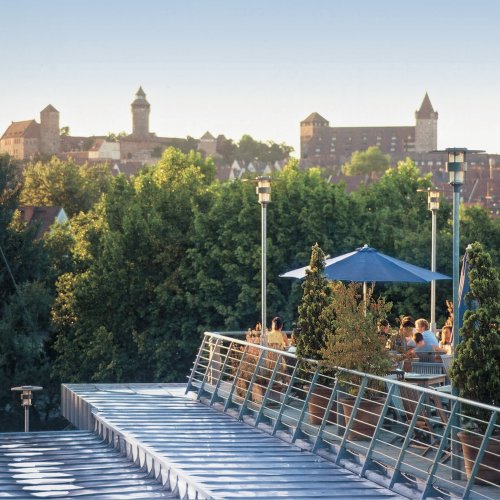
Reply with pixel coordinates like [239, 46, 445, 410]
[186, 332, 500, 500]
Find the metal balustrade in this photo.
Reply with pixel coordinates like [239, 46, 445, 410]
[186, 332, 500, 500]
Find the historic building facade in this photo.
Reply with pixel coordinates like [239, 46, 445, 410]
[0, 105, 60, 160]
[300, 94, 438, 170]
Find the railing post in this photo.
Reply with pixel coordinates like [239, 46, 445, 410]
[421, 400, 458, 499]
[197, 337, 221, 399]
[312, 377, 339, 453]
[255, 352, 284, 426]
[389, 391, 427, 488]
[209, 341, 234, 406]
[238, 348, 266, 420]
[359, 383, 395, 476]
[272, 358, 299, 435]
[291, 365, 321, 442]
[223, 344, 249, 412]
[336, 377, 368, 464]
[185, 333, 209, 394]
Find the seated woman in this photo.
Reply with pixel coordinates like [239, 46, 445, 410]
[438, 325, 452, 355]
[266, 316, 289, 349]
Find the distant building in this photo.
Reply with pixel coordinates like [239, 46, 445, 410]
[0, 105, 60, 160]
[300, 94, 438, 170]
[19, 206, 68, 239]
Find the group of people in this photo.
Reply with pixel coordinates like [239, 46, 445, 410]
[378, 316, 452, 356]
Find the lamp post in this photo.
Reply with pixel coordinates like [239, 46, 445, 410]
[427, 189, 440, 332]
[256, 176, 271, 338]
[441, 147, 482, 479]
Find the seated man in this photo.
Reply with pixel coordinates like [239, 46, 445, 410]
[415, 318, 440, 350]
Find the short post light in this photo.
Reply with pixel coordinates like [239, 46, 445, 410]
[256, 176, 271, 339]
[11, 385, 43, 432]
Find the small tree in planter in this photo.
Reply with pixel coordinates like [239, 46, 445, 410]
[448, 242, 500, 484]
[321, 281, 393, 439]
[294, 243, 335, 423]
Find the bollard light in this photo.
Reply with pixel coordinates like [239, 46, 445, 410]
[11, 385, 43, 432]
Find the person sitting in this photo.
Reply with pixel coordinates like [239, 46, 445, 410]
[412, 332, 427, 352]
[400, 316, 416, 350]
[438, 325, 452, 355]
[415, 318, 440, 351]
[266, 316, 289, 348]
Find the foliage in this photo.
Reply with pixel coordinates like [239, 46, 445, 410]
[342, 146, 391, 179]
[21, 157, 114, 216]
[0, 154, 56, 431]
[60, 126, 70, 137]
[294, 244, 332, 360]
[236, 134, 293, 164]
[51, 148, 214, 384]
[449, 242, 500, 428]
[106, 131, 127, 142]
[321, 282, 392, 374]
[321, 282, 393, 395]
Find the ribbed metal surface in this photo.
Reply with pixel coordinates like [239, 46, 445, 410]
[62, 384, 402, 499]
[0, 430, 175, 498]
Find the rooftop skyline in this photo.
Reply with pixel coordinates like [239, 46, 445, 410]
[2, 0, 500, 155]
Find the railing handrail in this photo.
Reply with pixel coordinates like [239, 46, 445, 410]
[203, 331, 499, 413]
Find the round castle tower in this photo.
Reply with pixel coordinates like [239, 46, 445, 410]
[131, 86, 150, 137]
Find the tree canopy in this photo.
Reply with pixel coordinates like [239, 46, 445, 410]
[342, 146, 391, 179]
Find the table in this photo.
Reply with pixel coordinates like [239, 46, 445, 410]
[403, 372, 447, 388]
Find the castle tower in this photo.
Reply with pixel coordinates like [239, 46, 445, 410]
[414, 93, 438, 152]
[40, 104, 60, 155]
[300, 112, 329, 142]
[131, 86, 150, 137]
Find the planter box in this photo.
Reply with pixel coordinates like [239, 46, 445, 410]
[458, 430, 500, 485]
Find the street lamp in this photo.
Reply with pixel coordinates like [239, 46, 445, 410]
[439, 147, 482, 479]
[418, 188, 440, 332]
[256, 176, 271, 338]
[443, 148, 482, 353]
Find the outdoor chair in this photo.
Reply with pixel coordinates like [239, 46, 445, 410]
[415, 350, 441, 363]
[411, 361, 445, 375]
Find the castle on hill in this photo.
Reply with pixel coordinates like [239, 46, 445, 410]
[0, 89, 498, 214]
[300, 93, 438, 169]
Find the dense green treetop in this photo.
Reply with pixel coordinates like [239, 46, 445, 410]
[342, 146, 391, 178]
[20, 157, 114, 216]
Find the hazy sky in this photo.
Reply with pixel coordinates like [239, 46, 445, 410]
[1, 0, 499, 155]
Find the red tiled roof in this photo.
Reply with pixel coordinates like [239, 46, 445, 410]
[1, 120, 40, 140]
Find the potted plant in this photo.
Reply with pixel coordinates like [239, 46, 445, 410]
[448, 242, 500, 485]
[294, 243, 336, 424]
[321, 281, 393, 440]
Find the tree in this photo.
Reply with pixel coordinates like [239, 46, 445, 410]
[342, 146, 391, 179]
[21, 157, 114, 216]
[294, 244, 332, 359]
[60, 126, 70, 137]
[51, 148, 215, 383]
[0, 154, 55, 431]
[106, 131, 127, 142]
[449, 242, 500, 424]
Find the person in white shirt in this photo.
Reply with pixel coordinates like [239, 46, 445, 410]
[415, 318, 440, 350]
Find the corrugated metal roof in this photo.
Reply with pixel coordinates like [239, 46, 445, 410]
[0, 430, 175, 498]
[61, 384, 403, 499]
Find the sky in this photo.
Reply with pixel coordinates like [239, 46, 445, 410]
[1, 0, 500, 155]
